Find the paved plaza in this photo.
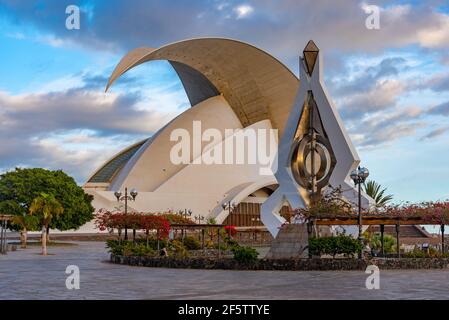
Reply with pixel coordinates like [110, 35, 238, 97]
[1, 241, 449, 299]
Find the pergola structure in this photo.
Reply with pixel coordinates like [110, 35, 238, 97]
[170, 224, 227, 258]
[0, 215, 12, 255]
[312, 215, 446, 257]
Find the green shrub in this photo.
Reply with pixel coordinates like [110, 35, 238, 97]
[403, 246, 449, 258]
[136, 237, 168, 251]
[122, 242, 134, 257]
[224, 237, 240, 249]
[183, 236, 201, 250]
[106, 239, 156, 256]
[131, 243, 156, 257]
[213, 243, 228, 251]
[169, 240, 189, 258]
[232, 246, 259, 263]
[106, 240, 123, 255]
[309, 235, 362, 258]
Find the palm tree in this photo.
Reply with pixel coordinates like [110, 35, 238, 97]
[0, 200, 37, 248]
[370, 234, 397, 253]
[11, 214, 38, 248]
[363, 180, 393, 207]
[29, 193, 63, 255]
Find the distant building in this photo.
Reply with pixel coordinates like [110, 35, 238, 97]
[367, 225, 440, 252]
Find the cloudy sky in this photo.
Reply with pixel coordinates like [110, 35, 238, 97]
[0, 0, 448, 203]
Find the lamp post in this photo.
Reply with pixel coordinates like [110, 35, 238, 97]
[179, 209, 192, 220]
[222, 201, 236, 241]
[222, 201, 236, 218]
[114, 187, 138, 241]
[178, 209, 192, 239]
[194, 215, 205, 224]
[251, 217, 261, 243]
[350, 166, 369, 259]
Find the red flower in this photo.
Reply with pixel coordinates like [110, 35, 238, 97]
[224, 225, 237, 236]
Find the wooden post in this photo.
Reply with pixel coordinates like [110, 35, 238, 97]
[395, 224, 400, 258]
[441, 224, 445, 254]
[4, 220, 7, 254]
[1, 219, 7, 255]
[202, 228, 205, 252]
[380, 224, 385, 257]
[217, 227, 221, 259]
[0, 219, 3, 254]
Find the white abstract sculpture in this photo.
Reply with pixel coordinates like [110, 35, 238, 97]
[261, 40, 372, 237]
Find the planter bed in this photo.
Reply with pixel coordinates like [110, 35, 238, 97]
[110, 254, 449, 270]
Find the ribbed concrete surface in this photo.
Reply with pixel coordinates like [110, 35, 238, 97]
[265, 224, 309, 259]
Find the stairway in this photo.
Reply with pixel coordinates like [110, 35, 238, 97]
[265, 223, 309, 259]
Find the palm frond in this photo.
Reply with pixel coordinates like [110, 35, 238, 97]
[363, 180, 393, 207]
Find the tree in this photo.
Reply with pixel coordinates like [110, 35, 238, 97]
[363, 180, 393, 207]
[370, 234, 397, 254]
[29, 193, 64, 255]
[0, 200, 38, 248]
[0, 168, 94, 241]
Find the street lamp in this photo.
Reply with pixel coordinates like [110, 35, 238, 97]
[251, 217, 261, 243]
[194, 215, 205, 224]
[178, 208, 192, 220]
[177, 209, 192, 239]
[221, 201, 237, 216]
[350, 166, 369, 259]
[114, 187, 138, 240]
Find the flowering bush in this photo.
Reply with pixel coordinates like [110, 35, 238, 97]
[140, 214, 170, 239]
[291, 187, 449, 225]
[294, 187, 354, 220]
[95, 209, 170, 238]
[371, 201, 449, 224]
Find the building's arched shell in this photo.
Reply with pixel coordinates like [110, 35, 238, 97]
[106, 38, 299, 137]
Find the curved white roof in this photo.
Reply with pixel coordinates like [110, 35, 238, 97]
[106, 37, 299, 137]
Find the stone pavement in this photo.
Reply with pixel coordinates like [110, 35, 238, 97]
[1, 241, 449, 299]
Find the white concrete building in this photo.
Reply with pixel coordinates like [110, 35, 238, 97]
[81, 38, 372, 235]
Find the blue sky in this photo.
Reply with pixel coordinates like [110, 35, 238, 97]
[0, 0, 449, 205]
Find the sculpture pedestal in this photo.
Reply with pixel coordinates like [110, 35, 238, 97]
[265, 224, 309, 259]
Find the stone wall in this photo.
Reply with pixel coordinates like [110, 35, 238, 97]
[111, 255, 449, 270]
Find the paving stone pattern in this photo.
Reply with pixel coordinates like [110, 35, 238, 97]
[1, 242, 449, 299]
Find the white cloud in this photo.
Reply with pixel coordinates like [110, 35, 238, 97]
[416, 13, 449, 48]
[234, 4, 254, 19]
[0, 81, 186, 183]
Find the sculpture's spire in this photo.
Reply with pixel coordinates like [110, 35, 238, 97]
[303, 40, 319, 75]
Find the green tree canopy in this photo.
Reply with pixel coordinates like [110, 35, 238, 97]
[0, 168, 94, 231]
